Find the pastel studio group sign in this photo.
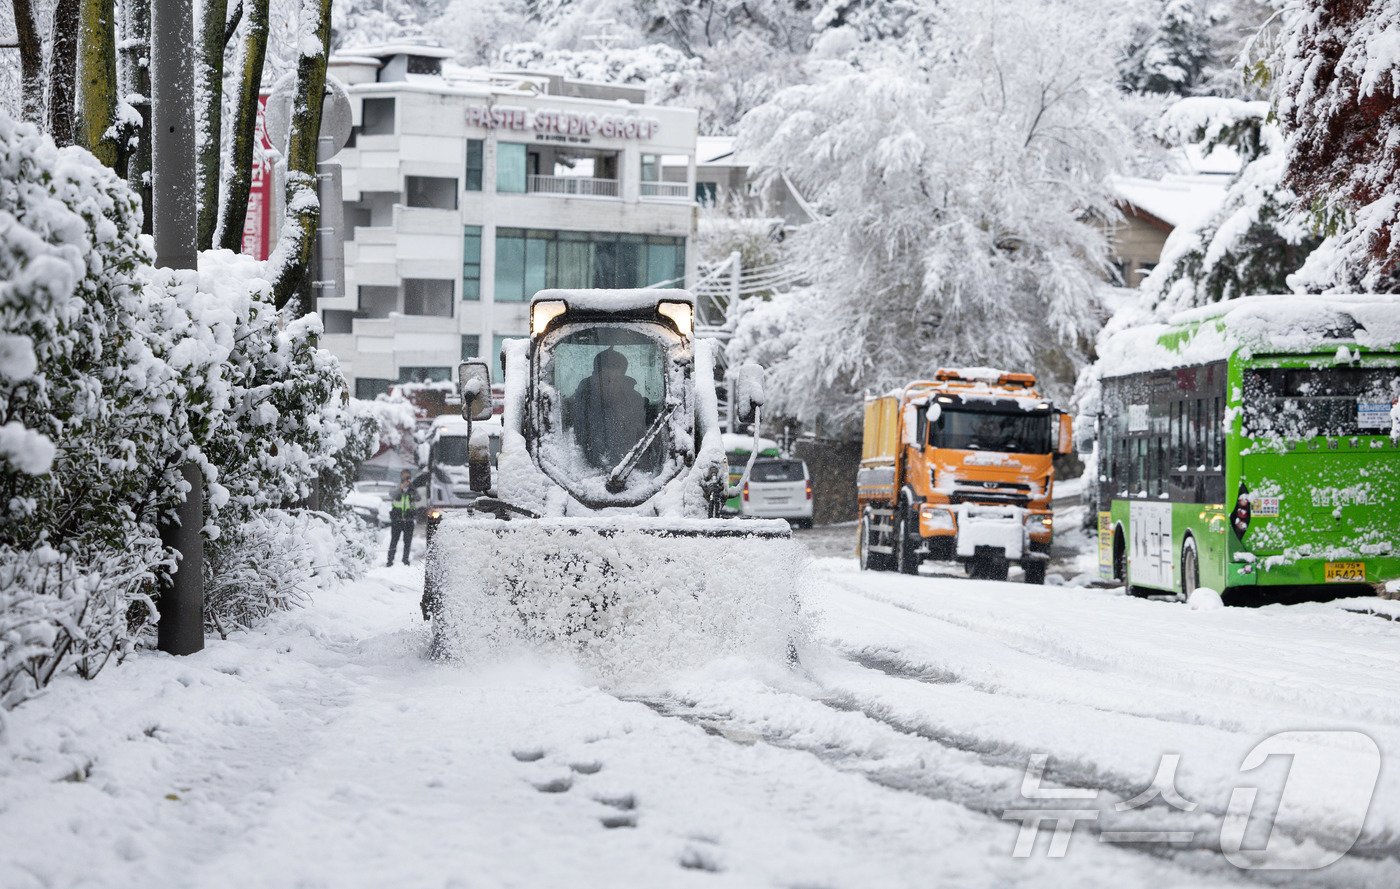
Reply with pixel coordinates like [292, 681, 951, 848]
[465, 105, 661, 141]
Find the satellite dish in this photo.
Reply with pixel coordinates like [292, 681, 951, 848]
[264, 74, 354, 160]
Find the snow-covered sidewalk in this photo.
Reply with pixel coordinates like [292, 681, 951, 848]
[2, 556, 1396, 887]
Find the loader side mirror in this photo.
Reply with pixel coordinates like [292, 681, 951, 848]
[1056, 412, 1074, 456]
[733, 363, 766, 426]
[458, 359, 493, 421]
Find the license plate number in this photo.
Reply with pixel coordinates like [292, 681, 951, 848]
[1325, 561, 1366, 583]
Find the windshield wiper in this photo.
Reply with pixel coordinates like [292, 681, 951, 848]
[605, 401, 679, 493]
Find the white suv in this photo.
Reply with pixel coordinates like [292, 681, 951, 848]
[741, 458, 814, 528]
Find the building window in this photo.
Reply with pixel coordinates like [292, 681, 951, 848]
[497, 142, 527, 194]
[402, 279, 454, 317]
[359, 285, 398, 318]
[492, 334, 518, 380]
[360, 97, 395, 136]
[463, 226, 482, 299]
[494, 228, 687, 301]
[322, 309, 360, 334]
[355, 377, 391, 400]
[461, 334, 480, 361]
[406, 176, 458, 210]
[641, 153, 660, 183]
[398, 366, 451, 383]
[465, 140, 484, 191]
[696, 181, 718, 205]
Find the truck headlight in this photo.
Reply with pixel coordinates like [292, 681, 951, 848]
[658, 300, 693, 336]
[531, 300, 567, 337]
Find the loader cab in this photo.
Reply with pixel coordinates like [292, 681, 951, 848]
[525, 290, 698, 510]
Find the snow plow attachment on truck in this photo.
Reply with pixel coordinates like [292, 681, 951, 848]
[421, 289, 804, 665]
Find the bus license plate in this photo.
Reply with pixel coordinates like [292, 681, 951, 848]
[1325, 561, 1366, 583]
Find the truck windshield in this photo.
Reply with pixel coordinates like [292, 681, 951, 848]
[1243, 365, 1400, 438]
[554, 326, 667, 475]
[931, 407, 1051, 454]
[433, 436, 469, 466]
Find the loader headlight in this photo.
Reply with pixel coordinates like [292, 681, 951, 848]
[531, 300, 568, 337]
[658, 300, 693, 337]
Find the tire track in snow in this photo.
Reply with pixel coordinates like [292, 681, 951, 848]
[620, 669, 1398, 889]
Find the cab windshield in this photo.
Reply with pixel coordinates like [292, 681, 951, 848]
[553, 326, 667, 477]
[931, 407, 1051, 454]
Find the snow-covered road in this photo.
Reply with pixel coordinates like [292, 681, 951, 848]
[3, 548, 1398, 888]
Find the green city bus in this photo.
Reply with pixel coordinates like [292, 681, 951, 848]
[1092, 295, 1400, 599]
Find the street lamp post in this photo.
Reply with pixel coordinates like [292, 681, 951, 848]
[151, 0, 204, 655]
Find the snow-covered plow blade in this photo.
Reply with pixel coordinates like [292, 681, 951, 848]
[424, 513, 805, 669]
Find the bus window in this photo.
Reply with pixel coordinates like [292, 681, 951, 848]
[1212, 396, 1223, 470]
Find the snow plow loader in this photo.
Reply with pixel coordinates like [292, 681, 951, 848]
[421, 289, 802, 663]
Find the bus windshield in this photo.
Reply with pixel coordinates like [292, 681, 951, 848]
[931, 407, 1051, 454]
[1243, 366, 1400, 438]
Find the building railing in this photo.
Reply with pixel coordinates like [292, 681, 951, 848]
[526, 175, 620, 198]
[640, 181, 691, 200]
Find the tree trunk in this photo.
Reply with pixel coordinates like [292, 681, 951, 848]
[120, 0, 153, 232]
[11, 0, 44, 123]
[48, 0, 81, 145]
[75, 0, 119, 167]
[267, 0, 331, 310]
[196, 0, 227, 250]
[216, 0, 268, 251]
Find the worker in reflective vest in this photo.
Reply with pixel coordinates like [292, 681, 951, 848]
[387, 468, 426, 566]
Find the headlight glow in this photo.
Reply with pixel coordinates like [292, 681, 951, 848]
[658, 300, 693, 336]
[531, 300, 568, 337]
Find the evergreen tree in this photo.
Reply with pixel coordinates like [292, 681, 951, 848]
[1277, 0, 1400, 292]
[1143, 97, 1321, 311]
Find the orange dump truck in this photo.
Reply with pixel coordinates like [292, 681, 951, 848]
[856, 369, 1073, 582]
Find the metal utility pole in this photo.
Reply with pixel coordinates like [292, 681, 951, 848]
[151, 0, 204, 654]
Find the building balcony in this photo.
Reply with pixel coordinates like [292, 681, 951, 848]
[526, 174, 620, 198]
[640, 181, 691, 201]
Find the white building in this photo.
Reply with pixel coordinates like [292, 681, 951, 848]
[322, 46, 700, 397]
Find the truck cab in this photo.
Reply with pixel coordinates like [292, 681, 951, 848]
[857, 368, 1073, 582]
[424, 414, 501, 516]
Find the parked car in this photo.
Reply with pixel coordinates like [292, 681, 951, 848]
[741, 458, 813, 528]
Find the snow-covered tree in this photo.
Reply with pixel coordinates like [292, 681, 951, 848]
[729, 0, 1133, 428]
[1121, 0, 1228, 96]
[1141, 96, 1320, 311]
[1277, 0, 1400, 293]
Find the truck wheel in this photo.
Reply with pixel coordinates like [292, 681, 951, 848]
[894, 510, 919, 576]
[1023, 560, 1047, 585]
[859, 512, 888, 571]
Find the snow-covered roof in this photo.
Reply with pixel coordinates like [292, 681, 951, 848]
[534, 288, 694, 311]
[697, 136, 742, 166]
[1112, 174, 1231, 231]
[1097, 294, 1400, 377]
[345, 43, 456, 59]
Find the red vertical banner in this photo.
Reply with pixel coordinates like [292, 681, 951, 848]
[241, 94, 275, 259]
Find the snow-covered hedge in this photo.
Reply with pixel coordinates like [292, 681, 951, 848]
[0, 112, 372, 712]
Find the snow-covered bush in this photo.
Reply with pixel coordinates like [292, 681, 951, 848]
[204, 509, 370, 637]
[0, 111, 373, 708]
[0, 113, 184, 708]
